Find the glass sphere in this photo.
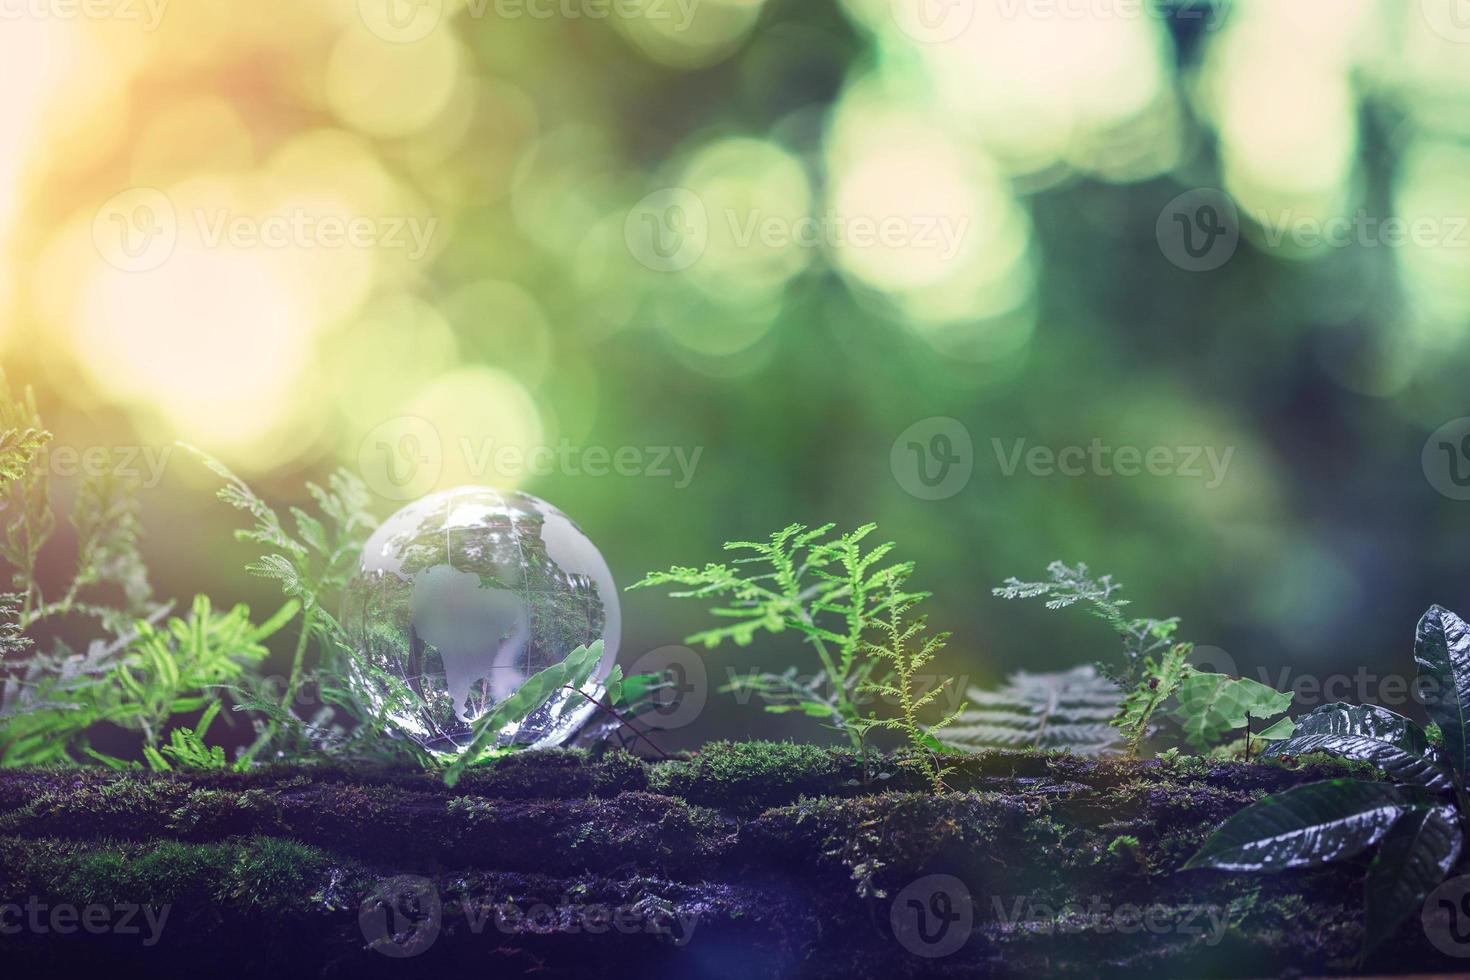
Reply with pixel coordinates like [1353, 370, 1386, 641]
[341, 486, 619, 755]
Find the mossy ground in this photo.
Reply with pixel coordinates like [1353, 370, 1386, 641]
[0, 743, 1456, 978]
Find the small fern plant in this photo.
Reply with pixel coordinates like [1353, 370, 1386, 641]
[855, 579, 965, 790]
[630, 523, 921, 751]
[995, 562, 1293, 757]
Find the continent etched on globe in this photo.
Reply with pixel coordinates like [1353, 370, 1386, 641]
[341, 486, 619, 754]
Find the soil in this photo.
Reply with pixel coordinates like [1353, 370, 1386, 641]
[0, 742, 1460, 978]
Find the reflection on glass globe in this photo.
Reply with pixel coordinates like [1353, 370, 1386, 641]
[341, 486, 619, 755]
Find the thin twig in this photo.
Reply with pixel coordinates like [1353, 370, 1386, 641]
[562, 685, 671, 760]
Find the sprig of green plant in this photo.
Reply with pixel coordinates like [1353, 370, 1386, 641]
[994, 561, 1179, 689]
[1113, 641, 1191, 757]
[0, 374, 153, 633]
[185, 447, 376, 762]
[855, 580, 964, 791]
[996, 561, 1298, 758]
[153, 701, 230, 770]
[630, 523, 916, 749]
[1, 595, 293, 767]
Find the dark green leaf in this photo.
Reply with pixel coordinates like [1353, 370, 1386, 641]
[1184, 779, 1410, 872]
[1362, 804, 1462, 956]
[1414, 605, 1470, 779]
[1265, 703, 1453, 792]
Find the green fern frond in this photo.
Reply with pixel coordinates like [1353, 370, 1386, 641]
[942, 666, 1122, 754]
[1114, 642, 1192, 757]
[858, 579, 963, 791]
[187, 447, 378, 763]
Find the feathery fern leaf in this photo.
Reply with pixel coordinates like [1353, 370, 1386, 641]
[941, 666, 1122, 754]
[632, 522, 918, 747]
[1115, 642, 1192, 757]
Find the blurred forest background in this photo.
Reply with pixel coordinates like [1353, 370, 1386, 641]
[4, 0, 1470, 745]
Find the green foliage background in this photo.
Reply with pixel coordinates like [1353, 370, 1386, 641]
[4, 2, 1470, 752]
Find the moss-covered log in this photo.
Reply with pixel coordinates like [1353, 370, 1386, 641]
[0, 743, 1461, 977]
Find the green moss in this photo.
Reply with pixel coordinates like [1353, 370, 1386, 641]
[648, 740, 861, 812]
[0, 748, 1432, 977]
[2, 834, 349, 912]
[1258, 751, 1381, 780]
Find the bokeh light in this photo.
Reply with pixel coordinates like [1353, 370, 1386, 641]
[3, 0, 1469, 717]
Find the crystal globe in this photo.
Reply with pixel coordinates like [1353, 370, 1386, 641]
[341, 486, 619, 755]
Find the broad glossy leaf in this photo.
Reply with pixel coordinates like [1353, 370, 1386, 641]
[1264, 703, 1453, 792]
[1414, 605, 1470, 779]
[444, 640, 604, 787]
[1287, 702, 1437, 754]
[1362, 804, 1462, 956]
[1268, 734, 1454, 792]
[1174, 672, 1293, 751]
[1184, 779, 1410, 872]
